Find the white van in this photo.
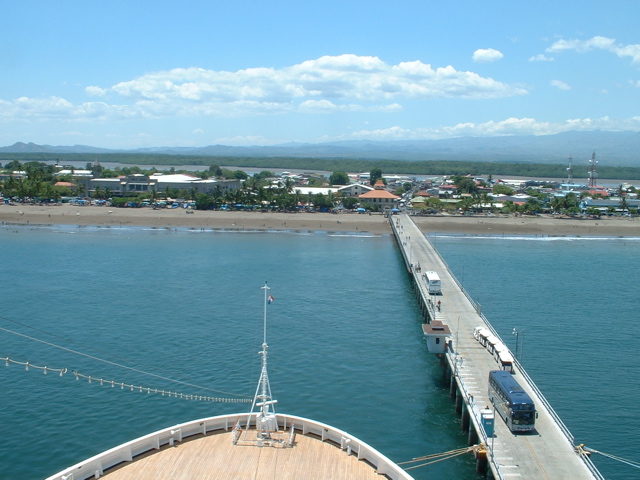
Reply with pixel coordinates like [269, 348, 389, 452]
[425, 271, 441, 295]
[485, 335, 500, 355]
[473, 326, 490, 344]
[498, 350, 514, 373]
[492, 342, 508, 362]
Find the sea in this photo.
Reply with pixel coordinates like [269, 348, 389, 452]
[0, 223, 637, 480]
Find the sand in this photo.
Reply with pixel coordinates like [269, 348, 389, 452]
[1, 204, 639, 237]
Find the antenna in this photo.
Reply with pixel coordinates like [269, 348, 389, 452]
[238, 282, 280, 446]
[588, 151, 598, 188]
[566, 155, 573, 183]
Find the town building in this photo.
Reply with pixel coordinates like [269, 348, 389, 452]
[358, 180, 400, 207]
[88, 174, 241, 197]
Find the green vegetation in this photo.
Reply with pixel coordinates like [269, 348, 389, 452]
[1, 157, 636, 217]
[3, 152, 640, 179]
[491, 184, 515, 195]
[329, 171, 350, 185]
[369, 168, 383, 185]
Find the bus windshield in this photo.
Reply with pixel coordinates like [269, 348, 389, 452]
[512, 411, 535, 426]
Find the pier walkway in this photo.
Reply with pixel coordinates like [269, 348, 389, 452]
[391, 213, 603, 480]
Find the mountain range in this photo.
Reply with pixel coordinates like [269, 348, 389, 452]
[2, 130, 639, 166]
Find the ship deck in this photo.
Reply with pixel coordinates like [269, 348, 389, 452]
[101, 428, 385, 479]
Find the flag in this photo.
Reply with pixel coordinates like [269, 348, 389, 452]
[268, 295, 275, 304]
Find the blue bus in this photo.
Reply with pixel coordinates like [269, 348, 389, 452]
[488, 370, 536, 432]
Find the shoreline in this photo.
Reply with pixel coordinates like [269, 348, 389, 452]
[2, 204, 640, 237]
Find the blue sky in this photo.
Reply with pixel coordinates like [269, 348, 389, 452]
[2, 0, 640, 148]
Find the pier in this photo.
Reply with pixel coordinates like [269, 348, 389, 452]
[391, 213, 603, 480]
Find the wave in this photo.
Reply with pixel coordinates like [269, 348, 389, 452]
[427, 233, 640, 242]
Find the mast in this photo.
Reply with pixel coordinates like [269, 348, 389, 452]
[243, 282, 278, 444]
[566, 155, 573, 183]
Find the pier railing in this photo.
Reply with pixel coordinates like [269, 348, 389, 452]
[426, 234, 576, 440]
[424, 232, 605, 480]
[446, 349, 506, 479]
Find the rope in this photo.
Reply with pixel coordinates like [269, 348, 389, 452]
[2, 355, 251, 403]
[583, 446, 640, 469]
[0, 324, 250, 399]
[402, 447, 475, 471]
[399, 445, 476, 470]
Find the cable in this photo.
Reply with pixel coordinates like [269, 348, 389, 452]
[0, 313, 138, 366]
[2, 355, 251, 403]
[0, 324, 250, 399]
[583, 446, 640, 469]
[398, 446, 475, 465]
[403, 448, 474, 471]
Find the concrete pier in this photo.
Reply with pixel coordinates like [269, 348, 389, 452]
[390, 213, 603, 480]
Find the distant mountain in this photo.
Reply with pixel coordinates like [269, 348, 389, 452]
[2, 130, 639, 166]
[0, 142, 113, 154]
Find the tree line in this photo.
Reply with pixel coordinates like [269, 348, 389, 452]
[3, 153, 640, 180]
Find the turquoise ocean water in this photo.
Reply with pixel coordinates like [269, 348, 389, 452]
[0, 224, 637, 479]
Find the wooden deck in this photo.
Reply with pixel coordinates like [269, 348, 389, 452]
[102, 429, 386, 480]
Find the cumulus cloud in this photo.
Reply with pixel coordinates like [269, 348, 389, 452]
[350, 126, 411, 140]
[85, 86, 107, 97]
[529, 54, 554, 62]
[346, 116, 640, 140]
[550, 80, 571, 90]
[547, 36, 640, 64]
[0, 96, 115, 120]
[0, 54, 527, 123]
[472, 48, 504, 63]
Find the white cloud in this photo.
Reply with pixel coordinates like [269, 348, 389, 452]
[1, 55, 525, 123]
[350, 126, 411, 140]
[346, 116, 640, 140]
[547, 36, 640, 64]
[85, 86, 107, 97]
[550, 80, 571, 90]
[472, 48, 504, 63]
[529, 54, 554, 62]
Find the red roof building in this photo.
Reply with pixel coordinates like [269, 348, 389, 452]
[358, 189, 400, 207]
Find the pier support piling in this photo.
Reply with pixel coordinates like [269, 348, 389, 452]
[475, 447, 488, 475]
[461, 404, 470, 431]
[455, 391, 463, 414]
[468, 426, 479, 445]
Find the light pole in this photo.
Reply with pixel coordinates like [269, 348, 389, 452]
[512, 328, 524, 362]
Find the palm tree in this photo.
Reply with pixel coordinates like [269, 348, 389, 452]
[150, 186, 158, 204]
[284, 177, 294, 194]
[326, 190, 336, 210]
[620, 186, 629, 213]
[458, 197, 475, 214]
[480, 192, 494, 212]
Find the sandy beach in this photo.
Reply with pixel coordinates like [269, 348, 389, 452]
[1, 204, 639, 237]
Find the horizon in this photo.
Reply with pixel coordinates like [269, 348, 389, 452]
[2, 1, 640, 150]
